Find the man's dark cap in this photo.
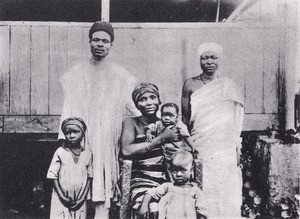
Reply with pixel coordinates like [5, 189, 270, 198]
[89, 21, 114, 42]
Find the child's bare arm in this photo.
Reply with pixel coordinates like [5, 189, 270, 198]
[70, 177, 92, 211]
[53, 179, 75, 208]
[139, 193, 152, 215]
[176, 120, 190, 138]
[183, 136, 197, 152]
[79, 177, 92, 201]
[236, 144, 242, 166]
[176, 121, 197, 152]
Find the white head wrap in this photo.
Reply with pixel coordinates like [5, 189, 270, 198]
[197, 42, 223, 57]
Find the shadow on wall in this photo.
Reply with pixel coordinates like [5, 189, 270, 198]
[0, 134, 118, 219]
[0, 134, 59, 219]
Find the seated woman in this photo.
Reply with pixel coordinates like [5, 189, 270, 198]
[120, 83, 179, 218]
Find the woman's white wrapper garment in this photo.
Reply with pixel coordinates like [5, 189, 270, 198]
[190, 78, 244, 217]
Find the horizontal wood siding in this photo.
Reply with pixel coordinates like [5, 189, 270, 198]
[0, 23, 284, 132]
[3, 115, 60, 133]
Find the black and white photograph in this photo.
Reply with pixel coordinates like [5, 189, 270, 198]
[0, 0, 299, 218]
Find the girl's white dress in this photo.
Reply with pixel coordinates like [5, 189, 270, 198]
[147, 182, 208, 219]
[47, 147, 93, 219]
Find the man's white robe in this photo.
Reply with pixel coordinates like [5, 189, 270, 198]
[58, 57, 140, 207]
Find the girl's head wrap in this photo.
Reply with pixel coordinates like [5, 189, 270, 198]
[61, 117, 88, 149]
[132, 83, 161, 107]
[61, 117, 87, 133]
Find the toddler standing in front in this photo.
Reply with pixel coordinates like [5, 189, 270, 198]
[47, 117, 93, 219]
[139, 150, 208, 219]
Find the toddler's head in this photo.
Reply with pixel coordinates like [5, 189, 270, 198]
[161, 103, 179, 127]
[170, 150, 193, 185]
[61, 117, 87, 146]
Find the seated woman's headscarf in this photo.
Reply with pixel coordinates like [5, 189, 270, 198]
[132, 83, 161, 107]
[197, 42, 223, 57]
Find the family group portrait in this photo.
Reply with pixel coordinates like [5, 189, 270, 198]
[0, 0, 299, 219]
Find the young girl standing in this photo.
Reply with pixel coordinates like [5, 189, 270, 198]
[47, 117, 93, 219]
[139, 150, 208, 219]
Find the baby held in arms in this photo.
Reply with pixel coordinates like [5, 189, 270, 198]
[146, 103, 197, 180]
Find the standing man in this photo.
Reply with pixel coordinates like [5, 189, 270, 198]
[58, 21, 140, 218]
[181, 43, 244, 218]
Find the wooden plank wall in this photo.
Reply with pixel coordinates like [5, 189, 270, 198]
[0, 26, 9, 115]
[10, 26, 31, 115]
[0, 23, 282, 132]
[31, 26, 49, 115]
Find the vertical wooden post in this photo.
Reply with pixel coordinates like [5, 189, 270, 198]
[295, 1, 300, 128]
[215, 0, 221, 22]
[101, 0, 110, 22]
[120, 160, 132, 219]
[277, 1, 298, 130]
[284, 1, 298, 130]
[0, 26, 10, 115]
[297, 1, 300, 94]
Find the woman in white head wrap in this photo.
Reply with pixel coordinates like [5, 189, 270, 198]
[197, 42, 223, 58]
[181, 42, 245, 218]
